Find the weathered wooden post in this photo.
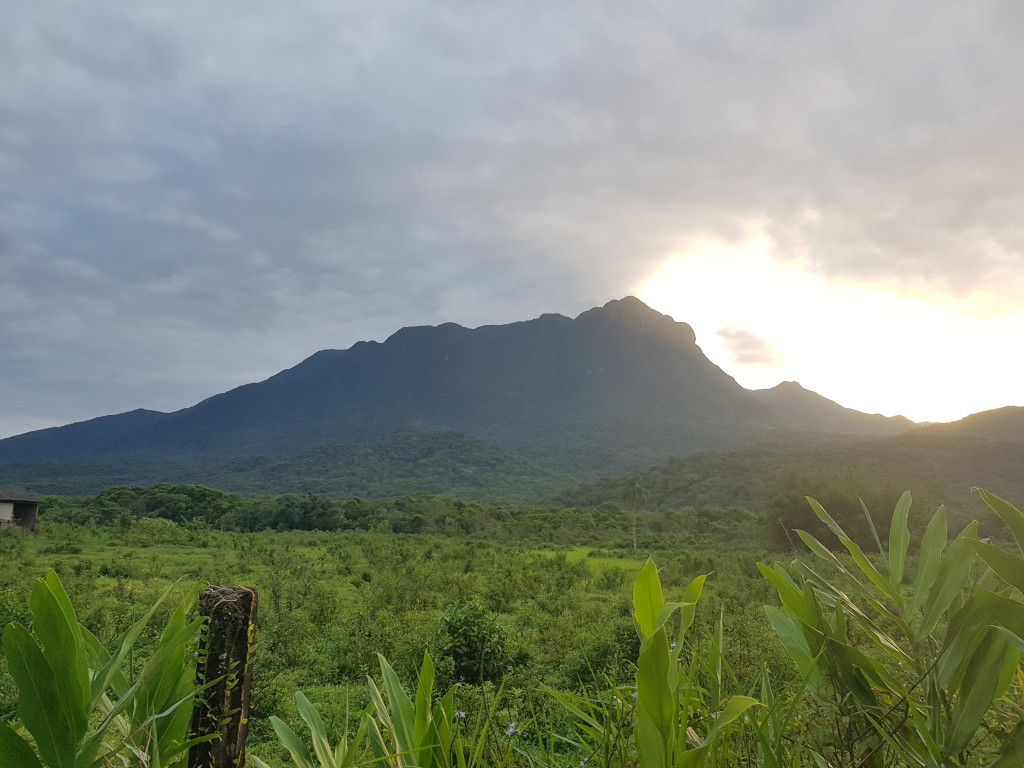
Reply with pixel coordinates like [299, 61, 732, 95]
[188, 586, 258, 768]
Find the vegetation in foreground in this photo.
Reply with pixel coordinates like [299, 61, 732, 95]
[1, 488, 1023, 766]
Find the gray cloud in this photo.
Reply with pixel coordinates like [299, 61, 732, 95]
[3, 0, 1024, 436]
[716, 327, 783, 366]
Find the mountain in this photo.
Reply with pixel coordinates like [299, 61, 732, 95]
[0, 297, 922, 496]
[906, 406, 1024, 443]
[750, 381, 914, 435]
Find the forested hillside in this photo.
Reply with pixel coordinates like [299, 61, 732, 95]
[0, 298, 926, 495]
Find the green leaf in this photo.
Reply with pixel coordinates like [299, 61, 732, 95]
[795, 530, 853, 577]
[134, 614, 205, 750]
[676, 574, 707, 649]
[947, 628, 1015, 755]
[758, 563, 815, 626]
[364, 701, 391, 764]
[29, 573, 89, 742]
[920, 522, 979, 637]
[840, 535, 901, 603]
[995, 626, 1024, 653]
[806, 497, 850, 542]
[635, 561, 676, 768]
[377, 654, 416, 757]
[677, 697, 760, 768]
[634, 558, 664, 640]
[908, 506, 947, 624]
[636, 631, 674, 734]
[295, 692, 334, 768]
[77, 679, 142, 768]
[978, 489, 1024, 555]
[936, 601, 989, 691]
[706, 608, 724, 708]
[269, 715, 316, 768]
[972, 539, 1024, 592]
[338, 709, 371, 768]
[707, 695, 761, 739]
[859, 495, 885, 554]
[2, 623, 76, 768]
[764, 606, 820, 682]
[974, 586, 1024, 640]
[0, 720, 42, 768]
[888, 491, 912, 587]
[413, 651, 435, 767]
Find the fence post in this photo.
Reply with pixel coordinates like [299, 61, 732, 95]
[187, 586, 258, 768]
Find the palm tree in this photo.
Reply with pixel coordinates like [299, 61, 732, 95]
[619, 476, 649, 553]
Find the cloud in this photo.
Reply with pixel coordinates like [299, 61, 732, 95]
[716, 326, 783, 366]
[3, 0, 1024, 436]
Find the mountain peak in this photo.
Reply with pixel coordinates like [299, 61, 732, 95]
[575, 296, 697, 345]
[581, 296, 661, 319]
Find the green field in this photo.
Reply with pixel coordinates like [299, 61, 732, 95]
[1, 486, 1023, 767]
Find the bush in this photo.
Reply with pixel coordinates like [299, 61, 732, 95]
[437, 597, 510, 684]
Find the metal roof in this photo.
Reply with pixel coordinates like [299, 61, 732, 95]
[0, 488, 44, 503]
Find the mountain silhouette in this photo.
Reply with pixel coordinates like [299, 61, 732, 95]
[0, 297, 922, 492]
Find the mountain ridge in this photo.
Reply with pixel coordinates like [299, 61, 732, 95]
[0, 296, 938, 495]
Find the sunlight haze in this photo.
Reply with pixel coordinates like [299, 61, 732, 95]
[637, 232, 1024, 424]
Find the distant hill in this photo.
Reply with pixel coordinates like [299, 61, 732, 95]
[560, 430, 1024, 539]
[906, 406, 1024, 443]
[751, 381, 914, 435]
[0, 296, 933, 497]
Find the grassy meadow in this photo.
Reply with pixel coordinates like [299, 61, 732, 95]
[1, 485, 1022, 767]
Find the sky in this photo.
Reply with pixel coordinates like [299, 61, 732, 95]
[3, 0, 1024, 439]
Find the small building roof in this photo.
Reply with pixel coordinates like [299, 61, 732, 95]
[0, 488, 44, 503]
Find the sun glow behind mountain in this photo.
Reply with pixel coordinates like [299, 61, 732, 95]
[637, 232, 1024, 424]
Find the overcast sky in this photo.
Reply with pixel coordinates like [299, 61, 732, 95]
[3, 0, 1024, 439]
